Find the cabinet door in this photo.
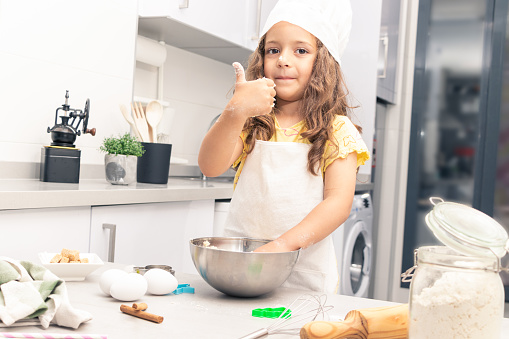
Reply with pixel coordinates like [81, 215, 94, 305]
[341, 0, 383, 176]
[244, 0, 279, 51]
[377, 0, 402, 104]
[90, 200, 214, 274]
[0, 207, 91, 263]
[139, 0, 248, 48]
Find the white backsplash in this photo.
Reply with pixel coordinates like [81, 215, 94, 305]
[134, 44, 237, 166]
[0, 0, 377, 178]
[0, 0, 138, 166]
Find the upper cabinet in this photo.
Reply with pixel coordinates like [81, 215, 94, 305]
[377, 0, 402, 104]
[137, 0, 278, 65]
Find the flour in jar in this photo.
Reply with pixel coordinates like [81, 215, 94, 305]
[409, 270, 503, 338]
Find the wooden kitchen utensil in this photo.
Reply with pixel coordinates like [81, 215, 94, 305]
[145, 101, 163, 143]
[119, 104, 142, 141]
[300, 304, 408, 339]
[131, 102, 150, 142]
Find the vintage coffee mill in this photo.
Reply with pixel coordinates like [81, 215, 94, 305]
[40, 90, 96, 183]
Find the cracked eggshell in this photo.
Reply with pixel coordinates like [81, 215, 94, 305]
[145, 268, 178, 295]
[110, 273, 148, 301]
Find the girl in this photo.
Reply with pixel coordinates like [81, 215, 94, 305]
[198, 0, 369, 293]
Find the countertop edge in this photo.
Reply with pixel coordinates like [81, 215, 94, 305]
[0, 178, 234, 210]
[0, 162, 373, 210]
[0, 179, 373, 211]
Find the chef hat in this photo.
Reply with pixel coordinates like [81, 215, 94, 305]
[261, 0, 352, 66]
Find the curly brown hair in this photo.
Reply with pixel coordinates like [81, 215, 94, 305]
[241, 34, 359, 176]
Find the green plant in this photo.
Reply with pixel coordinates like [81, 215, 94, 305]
[100, 133, 145, 157]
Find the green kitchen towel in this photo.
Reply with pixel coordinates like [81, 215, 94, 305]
[0, 261, 19, 285]
[0, 257, 92, 329]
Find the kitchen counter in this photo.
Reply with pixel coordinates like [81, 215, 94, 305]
[0, 177, 373, 211]
[0, 178, 234, 210]
[2, 264, 508, 339]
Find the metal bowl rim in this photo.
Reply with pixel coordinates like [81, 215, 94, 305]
[189, 236, 301, 254]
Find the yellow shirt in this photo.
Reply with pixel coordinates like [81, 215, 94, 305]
[232, 115, 370, 187]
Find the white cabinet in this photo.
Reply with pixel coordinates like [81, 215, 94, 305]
[137, 0, 278, 64]
[89, 200, 214, 274]
[244, 0, 279, 51]
[0, 207, 91, 263]
[341, 0, 383, 177]
[140, 0, 249, 49]
[377, 0, 402, 104]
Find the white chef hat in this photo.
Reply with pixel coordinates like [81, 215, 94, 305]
[260, 0, 352, 66]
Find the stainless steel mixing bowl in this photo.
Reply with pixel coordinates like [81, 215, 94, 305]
[189, 237, 300, 297]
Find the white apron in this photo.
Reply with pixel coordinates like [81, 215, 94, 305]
[223, 140, 339, 293]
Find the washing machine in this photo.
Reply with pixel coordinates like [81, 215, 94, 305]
[332, 193, 373, 297]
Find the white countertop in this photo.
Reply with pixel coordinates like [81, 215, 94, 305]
[0, 176, 373, 211]
[0, 161, 372, 210]
[2, 264, 508, 339]
[0, 178, 234, 210]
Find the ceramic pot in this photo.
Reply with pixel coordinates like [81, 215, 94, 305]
[104, 154, 137, 185]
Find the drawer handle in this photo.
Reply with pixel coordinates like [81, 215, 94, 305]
[251, 0, 262, 40]
[102, 223, 117, 262]
[179, 0, 189, 9]
[377, 35, 389, 79]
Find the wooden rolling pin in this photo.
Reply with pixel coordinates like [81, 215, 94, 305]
[300, 304, 408, 339]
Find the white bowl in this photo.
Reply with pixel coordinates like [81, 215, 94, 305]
[38, 252, 104, 281]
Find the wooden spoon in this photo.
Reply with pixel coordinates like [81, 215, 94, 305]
[119, 104, 142, 141]
[300, 304, 408, 339]
[145, 101, 164, 143]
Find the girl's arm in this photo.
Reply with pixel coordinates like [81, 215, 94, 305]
[255, 152, 358, 252]
[198, 63, 276, 176]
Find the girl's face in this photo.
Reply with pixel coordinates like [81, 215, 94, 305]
[263, 21, 317, 105]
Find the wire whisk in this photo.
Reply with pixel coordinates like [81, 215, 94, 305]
[238, 294, 333, 339]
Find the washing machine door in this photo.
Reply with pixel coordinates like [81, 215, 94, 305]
[341, 220, 372, 297]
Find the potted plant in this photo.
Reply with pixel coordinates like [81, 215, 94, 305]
[100, 132, 145, 185]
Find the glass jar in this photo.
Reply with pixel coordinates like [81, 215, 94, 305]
[403, 198, 509, 339]
[407, 246, 504, 338]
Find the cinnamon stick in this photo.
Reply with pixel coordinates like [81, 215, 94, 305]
[132, 302, 148, 311]
[120, 304, 163, 323]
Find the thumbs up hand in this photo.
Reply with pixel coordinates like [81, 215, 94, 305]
[230, 62, 276, 118]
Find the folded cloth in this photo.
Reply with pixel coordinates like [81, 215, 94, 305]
[0, 257, 92, 329]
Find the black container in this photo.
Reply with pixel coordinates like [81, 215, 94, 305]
[40, 147, 81, 183]
[137, 142, 172, 184]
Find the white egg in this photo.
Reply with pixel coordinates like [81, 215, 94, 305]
[145, 268, 178, 295]
[110, 273, 148, 301]
[99, 269, 128, 296]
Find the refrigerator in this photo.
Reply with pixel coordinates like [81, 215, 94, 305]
[400, 0, 509, 301]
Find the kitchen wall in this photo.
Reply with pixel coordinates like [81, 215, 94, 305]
[133, 44, 236, 166]
[135, 0, 381, 174]
[0, 0, 138, 172]
[0, 0, 379, 179]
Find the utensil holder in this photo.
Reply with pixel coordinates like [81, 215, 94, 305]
[137, 142, 172, 184]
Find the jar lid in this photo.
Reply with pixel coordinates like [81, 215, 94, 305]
[425, 197, 509, 258]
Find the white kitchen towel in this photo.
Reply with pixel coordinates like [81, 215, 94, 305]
[0, 257, 92, 329]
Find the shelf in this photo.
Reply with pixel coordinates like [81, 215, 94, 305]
[170, 157, 188, 165]
[138, 17, 254, 65]
[133, 96, 170, 108]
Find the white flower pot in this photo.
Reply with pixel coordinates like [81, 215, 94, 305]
[104, 154, 137, 185]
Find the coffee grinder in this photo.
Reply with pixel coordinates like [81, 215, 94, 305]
[40, 90, 96, 183]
